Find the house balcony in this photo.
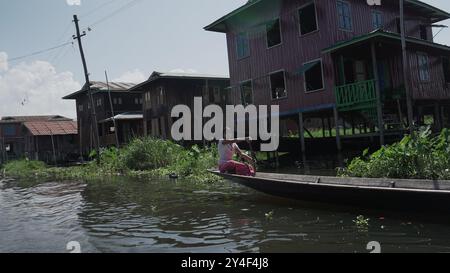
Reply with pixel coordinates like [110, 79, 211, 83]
[335, 80, 377, 112]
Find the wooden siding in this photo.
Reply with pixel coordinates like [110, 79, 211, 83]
[141, 78, 230, 139]
[225, 0, 441, 114]
[75, 91, 143, 154]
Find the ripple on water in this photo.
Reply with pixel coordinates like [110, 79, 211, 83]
[3, 177, 450, 252]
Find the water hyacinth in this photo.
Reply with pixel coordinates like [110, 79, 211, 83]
[1, 137, 221, 183]
[339, 128, 450, 180]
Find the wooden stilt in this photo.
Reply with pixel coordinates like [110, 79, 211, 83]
[299, 112, 306, 154]
[343, 117, 347, 136]
[328, 116, 332, 137]
[333, 107, 342, 151]
[351, 115, 356, 135]
[321, 116, 326, 138]
[51, 134, 57, 166]
[435, 103, 442, 131]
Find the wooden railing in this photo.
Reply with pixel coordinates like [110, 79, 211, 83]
[335, 80, 377, 111]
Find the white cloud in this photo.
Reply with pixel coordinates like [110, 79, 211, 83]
[169, 68, 199, 74]
[0, 52, 8, 72]
[66, 0, 81, 6]
[113, 69, 146, 83]
[0, 58, 81, 119]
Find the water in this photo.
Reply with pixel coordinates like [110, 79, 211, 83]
[2, 175, 450, 253]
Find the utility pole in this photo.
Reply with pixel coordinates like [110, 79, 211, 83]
[105, 70, 120, 148]
[73, 14, 101, 164]
[400, 0, 415, 135]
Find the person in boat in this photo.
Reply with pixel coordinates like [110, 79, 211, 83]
[218, 127, 256, 177]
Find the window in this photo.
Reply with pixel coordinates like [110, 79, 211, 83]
[337, 1, 352, 31]
[157, 87, 164, 105]
[304, 59, 324, 92]
[443, 57, 450, 83]
[236, 32, 250, 59]
[266, 18, 282, 48]
[2, 125, 16, 136]
[145, 92, 151, 102]
[299, 3, 318, 35]
[418, 53, 430, 82]
[372, 11, 383, 29]
[240, 81, 253, 105]
[270, 71, 287, 99]
[420, 25, 428, 40]
[113, 98, 122, 105]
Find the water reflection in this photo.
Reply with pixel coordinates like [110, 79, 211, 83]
[2, 176, 450, 253]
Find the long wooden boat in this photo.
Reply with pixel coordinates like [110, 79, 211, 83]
[209, 170, 450, 212]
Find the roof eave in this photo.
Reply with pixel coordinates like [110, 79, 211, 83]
[204, 0, 262, 33]
[322, 30, 450, 54]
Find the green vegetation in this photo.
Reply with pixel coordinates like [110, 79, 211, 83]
[339, 128, 450, 180]
[1, 137, 221, 183]
[353, 215, 370, 228]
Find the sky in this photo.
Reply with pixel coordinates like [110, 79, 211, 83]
[0, 0, 449, 119]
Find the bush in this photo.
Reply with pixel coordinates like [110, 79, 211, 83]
[339, 128, 450, 180]
[2, 138, 221, 183]
[120, 137, 184, 170]
[3, 159, 47, 177]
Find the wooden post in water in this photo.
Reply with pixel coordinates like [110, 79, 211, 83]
[51, 133, 57, 166]
[298, 112, 305, 154]
[435, 103, 442, 131]
[333, 107, 342, 151]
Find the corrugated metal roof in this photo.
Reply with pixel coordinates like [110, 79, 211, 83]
[0, 115, 71, 124]
[153, 71, 229, 79]
[89, 81, 137, 91]
[99, 111, 143, 123]
[129, 71, 229, 92]
[63, 81, 137, 100]
[24, 120, 78, 136]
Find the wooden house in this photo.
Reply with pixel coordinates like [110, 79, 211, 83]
[0, 115, 78, 164]
[205, 0, 450, 152]
[63, 81, 144, 154]
[129, 71, 230, 140]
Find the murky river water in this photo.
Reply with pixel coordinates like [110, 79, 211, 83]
[2, 173, 450, 253]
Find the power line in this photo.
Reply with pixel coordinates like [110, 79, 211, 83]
[1, 0, 143, 66]
[84, 0, 143, 30]
[2, 41, 74, 64]
[80, 0, 121, 19]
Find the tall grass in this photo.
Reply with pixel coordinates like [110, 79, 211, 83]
[339, 128, 450, 180]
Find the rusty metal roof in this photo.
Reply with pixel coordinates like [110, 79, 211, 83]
[24, 120, 78, 136]
[0, 115, 72, 124]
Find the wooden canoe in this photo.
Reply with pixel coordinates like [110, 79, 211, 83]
[209, 170, 450, 212]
